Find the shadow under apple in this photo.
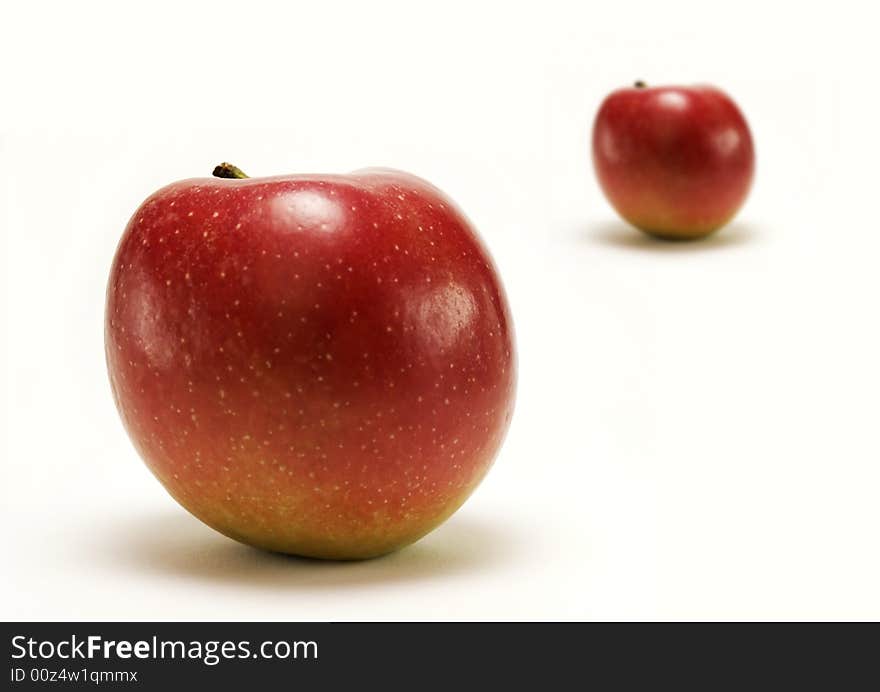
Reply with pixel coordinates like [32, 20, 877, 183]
[584, 221, 760, 252]
[97, 509, 521, 590]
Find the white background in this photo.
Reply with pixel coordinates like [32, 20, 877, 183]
[2, 0, 879, 621]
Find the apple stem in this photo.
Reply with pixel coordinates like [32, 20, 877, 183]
[634, 80, 647, 88]
[212, 163, 250, 179]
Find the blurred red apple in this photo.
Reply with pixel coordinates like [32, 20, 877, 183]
[105, 164, 516, 559]
[592, 82, 755, 240]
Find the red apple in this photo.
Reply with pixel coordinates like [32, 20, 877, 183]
[105, 164, 516, 559]
[592, 82, 755, 240]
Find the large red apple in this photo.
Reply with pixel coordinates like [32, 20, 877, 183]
[592, 82, 755, 240]
[105, 164, 516, 559]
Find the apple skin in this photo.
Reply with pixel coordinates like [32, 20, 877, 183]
[592, 83, 755, 240]
[105, 167, 516, 559]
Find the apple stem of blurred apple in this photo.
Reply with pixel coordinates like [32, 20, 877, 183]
[634, 80, 647, 88]
[212, 163, 249, 179]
